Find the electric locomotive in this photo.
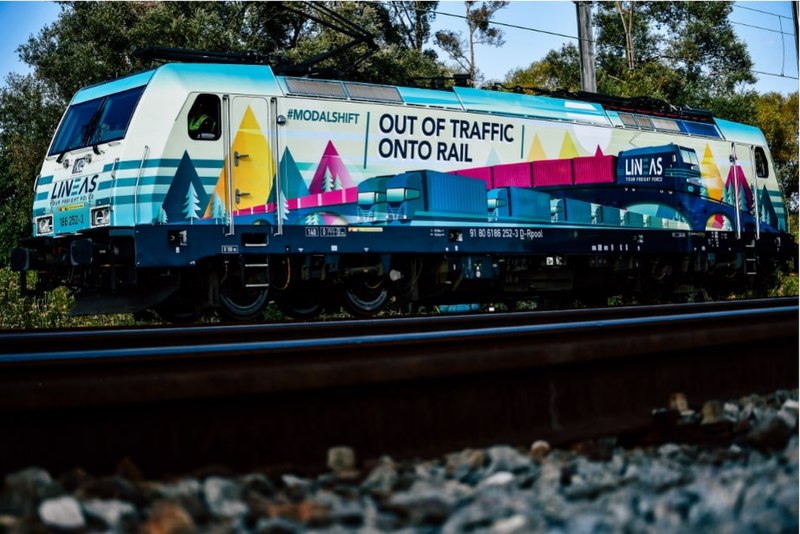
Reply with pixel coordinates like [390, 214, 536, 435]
[11, 60, 796, 321]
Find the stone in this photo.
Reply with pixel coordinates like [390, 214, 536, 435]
[633, 462, 689, 492]
[486, 445, 532, 475]
[326, 446, 356, 474]
[491, 514, 529, 534]
[2, 467, 55, 515]
[529, 440, 551, 461]
[254, 516, 303, 534]
[82, 499, 136, 530]
[747, 414, 794, 451]
[38, 496, 85, 531]
[781, 399, 799, 415]
[140, 501, 195, 534]
[669, 392, 691, 414]
[203, 476, 247, 519]
[480, 471, 515, 488]
[242, 473, 276, 498]
[562, 458, 621, 500]
[387, 482, 465, 526]
[701, 400, 724, 424]
[361, 456, 398, 495]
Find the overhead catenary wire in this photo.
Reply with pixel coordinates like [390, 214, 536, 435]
[421, 4, 798, 84]
[732, 4, 793, 20]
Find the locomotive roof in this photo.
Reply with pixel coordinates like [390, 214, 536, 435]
[68, 62, 767, 146]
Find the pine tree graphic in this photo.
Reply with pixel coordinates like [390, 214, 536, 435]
[280, 191, 290, 222]
[210, 192, 226, 222]
[739, 182, 751, 213]
[723, 181, 735, 206]
[323, 168, 334, 193]
[154, 207, 168, 225]
[184, 182, 200, 224]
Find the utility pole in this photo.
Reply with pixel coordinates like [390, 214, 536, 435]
[575, 1, 597, 93]
[793, 0, 799, 66]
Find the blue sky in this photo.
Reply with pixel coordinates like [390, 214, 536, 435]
[0, 1, 797, 95]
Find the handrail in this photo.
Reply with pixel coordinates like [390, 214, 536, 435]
[223, 95, 234, 236]
[133, 145, 149, 225]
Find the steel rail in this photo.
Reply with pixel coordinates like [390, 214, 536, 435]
[0, 300, 796, 476]
[1, 297, 794, 354]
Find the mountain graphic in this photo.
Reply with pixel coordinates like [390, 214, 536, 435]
[161, 151, 209, 223]
[204, 105, 274, 217]
[558, 132, 579, 159]
[759, 185, 778, 228]
[527, 133, 546, 161]
[309, 141, 354, 194]
[724, 165, 754, 212]
[700, 144, 724, 201]
[268, 147, 310, 204]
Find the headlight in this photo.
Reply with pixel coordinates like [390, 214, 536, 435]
[90, 205, 110, 227]
[36, 215, 54, 235]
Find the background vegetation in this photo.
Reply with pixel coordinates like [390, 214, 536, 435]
[0, 1, 796, 329]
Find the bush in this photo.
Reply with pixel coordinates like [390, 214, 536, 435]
[0, 267, 136, 330]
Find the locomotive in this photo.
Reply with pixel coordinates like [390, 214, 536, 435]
[10, 60, 796, 321]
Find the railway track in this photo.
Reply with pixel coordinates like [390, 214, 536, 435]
[0, 298, 797, 477]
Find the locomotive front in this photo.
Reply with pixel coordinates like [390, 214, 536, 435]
[11, 71, 158, 309]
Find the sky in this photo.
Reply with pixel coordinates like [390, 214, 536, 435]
[0, 0, 797, 96]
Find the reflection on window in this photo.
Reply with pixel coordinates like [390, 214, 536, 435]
[634, 115, 653, 129]
[618, 113, 638, 127]
[49, 86, 145, 156]
[754, 147, 769, 178]
[651, 117, 680, 132]
[187, 94, 221, 140]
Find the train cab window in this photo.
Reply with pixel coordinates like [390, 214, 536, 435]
[754, 147, 769, 178]
[680, 148, 699, 167]
[618, 113, 638, 127]
[187, 94, 220, 140]
[634, 115, 653, 129]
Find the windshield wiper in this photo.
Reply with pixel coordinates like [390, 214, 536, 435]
[83, 100, 106, 149]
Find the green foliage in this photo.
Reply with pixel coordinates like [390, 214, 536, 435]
[505, 43, 581, 91]
[0, 268, 136, 329]
[768, 212, 799, 297]
[284, 2, 446, 85]
[434, 1, 509, 85]
[505, 1, 757, 124]
[752, 92, 799, 211]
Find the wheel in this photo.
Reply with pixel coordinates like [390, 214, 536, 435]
[276, 291, 325, 320]
[219, 284, 268, 322]
[342, 275, 389, 317]
[219, 264, 269, 322]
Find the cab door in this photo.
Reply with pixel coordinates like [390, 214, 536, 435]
[227, 96, 275, 219]
[729, 143, 757, 239]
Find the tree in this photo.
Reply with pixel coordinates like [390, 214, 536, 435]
[0, 73, 64, 261]
[505, 1, 757, 123]
[594, 1, 755, 113]
[434, 1, 509, 85]
[752, 92, 799, 212]
[285, 1, 446, 86]
[505, 43, 581, 92]
[388, 1, 439, 52]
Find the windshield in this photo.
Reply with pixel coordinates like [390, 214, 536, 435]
[49, 85, 145, 156]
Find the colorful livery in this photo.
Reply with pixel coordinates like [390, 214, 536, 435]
[11, 62, 796, 320]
